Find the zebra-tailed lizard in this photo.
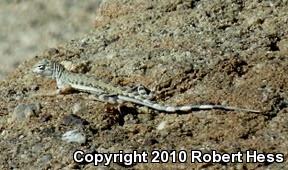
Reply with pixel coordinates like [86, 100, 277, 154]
[32, 59, 261, 113]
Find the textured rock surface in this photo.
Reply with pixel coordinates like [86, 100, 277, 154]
[0, 0, 288, 169]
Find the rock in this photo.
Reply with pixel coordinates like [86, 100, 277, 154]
[61, 61, 91, 73]
[40, 113, 52, 122]
[9, 103, 41, 122]
[123, 114, 138, 124]
[31, 143, 45, 153]
[72, 102, 86, 114]
[62, 114, 89, 126]
[0, 130, 9, 140]
[37, 154, 53, 165]
[61, 129, 86, 144]
[277, 38, 288, 54]
[156, 121, 167, 130]
[137, 113, 153, 123]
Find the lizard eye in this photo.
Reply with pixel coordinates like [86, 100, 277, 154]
[37, 65, 45, 70]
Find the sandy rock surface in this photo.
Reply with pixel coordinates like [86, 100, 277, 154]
[0, 0, 288, 169]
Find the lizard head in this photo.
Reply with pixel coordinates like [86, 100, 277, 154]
[32, 59, 55, 78]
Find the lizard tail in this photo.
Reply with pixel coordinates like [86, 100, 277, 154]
[118, 95, 261, 113]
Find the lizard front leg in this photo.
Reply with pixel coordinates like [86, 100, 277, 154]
[31, 84, 74, 97]
[56, 84, 75, 94]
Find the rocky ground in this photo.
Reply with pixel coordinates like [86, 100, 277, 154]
[0, 0, 288, 169]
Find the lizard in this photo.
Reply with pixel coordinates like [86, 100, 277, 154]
[31, 59, 261, 113]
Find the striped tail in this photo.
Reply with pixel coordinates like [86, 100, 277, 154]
[117, 95, 261, 113]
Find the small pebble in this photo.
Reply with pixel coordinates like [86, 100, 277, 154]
[0, 130, 9, 139]
[30, 84, 39, 91]
[18, 134, 25, 139]
[124, 114, 138, 124]
[61, 129, 86, 144]
[62, 114, 89, 126]
[72, 102, 85, 114]
[37, 154, 53, 165]
[80, 37, 89, 47]
[61, 60, 74, 71]
[156, 121, 167, 130]
[138, 113, 153, 123]
[40, 113, 52, 122]
[31, 143, 45, 153]
[10, 103, 41, 122]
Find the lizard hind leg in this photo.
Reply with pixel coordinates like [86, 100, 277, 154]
[127, 84, 155, 100]
[136, 85, 154, 99]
